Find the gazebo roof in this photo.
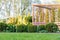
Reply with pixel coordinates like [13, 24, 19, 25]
[32, 4, 60, 9]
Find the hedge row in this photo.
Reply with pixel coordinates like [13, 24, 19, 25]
[0, 22, 59, 33]
[0, 23, 16, 32]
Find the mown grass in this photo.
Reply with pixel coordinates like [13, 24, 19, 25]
[0, 33, 60, 40]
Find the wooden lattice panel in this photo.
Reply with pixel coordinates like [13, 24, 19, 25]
[32, 4, 60, 25]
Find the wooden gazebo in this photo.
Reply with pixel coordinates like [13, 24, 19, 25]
[32, 4, 60, 29]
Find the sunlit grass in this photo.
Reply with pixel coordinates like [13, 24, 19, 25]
[0, 33, 60, 40]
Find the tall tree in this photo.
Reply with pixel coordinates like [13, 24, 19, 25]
[21, 0, 29, 15]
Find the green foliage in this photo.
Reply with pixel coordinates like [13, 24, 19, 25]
[17, 24, 37, 32]
[17, 24, 28, 32]
[28, 24, 37, 32]
[39, 25, 46, 30]
[24, 16, 32, 25]
[39, 30, 48, 33]
[0, 22, 59, 33]
[6, 24, 16, 32]
[0, 22, 8, 32]
[39, 25, 48, 33]
[26, 16, 32, 23]
[21, 0, 29, 14]
[46, 23, 59, 32]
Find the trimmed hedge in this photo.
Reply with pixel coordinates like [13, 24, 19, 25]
[0, 22, 8, 32]
[28, 24, 37, 32]
[39, 25, 46, 30]
[46, 23, 59, 33]
[6, 24, 16, 32]
[39, 25, 48, 33]
[17, 24, 37, 32]
[0, 23, 16, 32]
[17, 24, 28, 32]
[0, 22, 59, 33]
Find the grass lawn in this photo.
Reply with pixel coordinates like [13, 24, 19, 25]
[0, 33, 60, 40]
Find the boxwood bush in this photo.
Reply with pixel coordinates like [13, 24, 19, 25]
[0, 22, 59, 33]
[46, 23, 59, 33]
[39, 25, 48, 33]
[0, 22, 8, 32]
[39, 25, 46, 30]
[28, 24, 37, 32]
[6, 24, 16, 32]
[17, 24, 28, 32]
[17, 24, 37, 32]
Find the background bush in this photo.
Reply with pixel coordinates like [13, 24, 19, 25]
[17, 24, 37, 32]
[17, 24, 28, 32]
[6, 24, 16, 32]
[0, 22, 59, 33]
[46, 23, 59, 33]
[39, 25, 48, 33]
[39, 25, 46, 30]
[0, 22, 8, 32]
[28, 24, 37, 32]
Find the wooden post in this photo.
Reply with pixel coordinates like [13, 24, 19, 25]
[32, 5, 34, 22]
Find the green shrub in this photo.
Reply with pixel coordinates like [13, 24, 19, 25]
[28, 24, 37, 32]
[6, 24, 16, 32]
[39, 25, 46, 30]
[38, 25, 48, 33]
[46, 23, 59, 33]
[0, 22, 8, 32]
[39, 30, 48, 33]
[17, 24, 28, 32]
[17, 24, 37, 32]
[26, 16, 32, 23]
[0, 22, 59, 33]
